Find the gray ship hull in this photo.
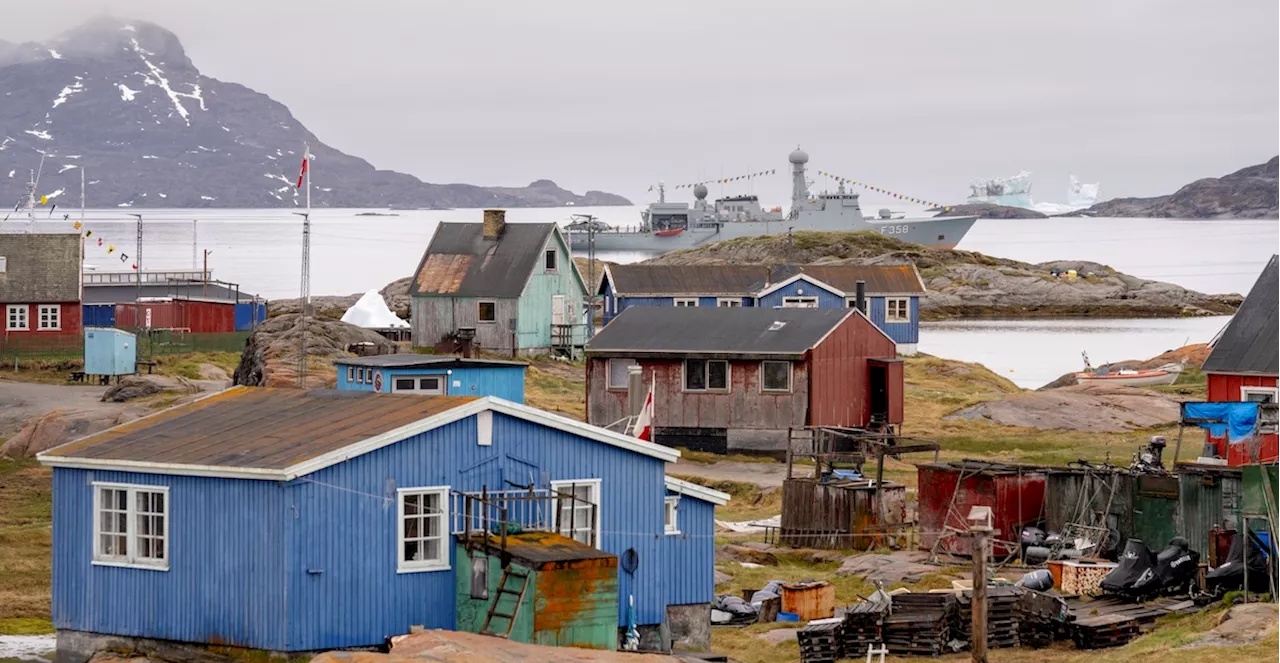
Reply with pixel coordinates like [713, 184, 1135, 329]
[568, 214, 977, 253]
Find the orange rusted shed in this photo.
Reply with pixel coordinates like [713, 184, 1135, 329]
[780, 581, 835, 620]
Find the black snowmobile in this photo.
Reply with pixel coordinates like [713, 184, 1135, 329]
[1206, 530, 1274, 595]
[1132, 536, 1200, 597]
[1100, 538, 1156, 596]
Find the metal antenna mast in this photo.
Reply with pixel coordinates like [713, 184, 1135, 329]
[128, 213, 143, 335]
[192, 219, 198, 269]
[293, 143, 313, 388]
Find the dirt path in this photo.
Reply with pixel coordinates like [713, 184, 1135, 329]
[669, 459, 788, 489]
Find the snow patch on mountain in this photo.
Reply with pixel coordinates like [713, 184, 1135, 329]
[52, 81, 84, 108]
[118, 83, 138, 101]
[129, 36, 201, 124]
[58, 164, 77, 173]
[49, 49, 62, 59]
[46, 188, 65, 199]
[24, 129, 51, 140]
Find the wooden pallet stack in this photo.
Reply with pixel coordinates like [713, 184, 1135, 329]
[1018, 589, 1069, 648]
[1067, 596, 1197, 649]
[955, 586, 1023, 649]
[840, 600, 889, 658]
[797, 618, 843, 663]
[884, 593, 958, 656]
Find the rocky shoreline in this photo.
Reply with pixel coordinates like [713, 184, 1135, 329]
[1080, 156, 1278, 219]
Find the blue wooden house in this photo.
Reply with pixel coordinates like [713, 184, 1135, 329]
[335, 355, 527, 402]
[38, 388, 727, 659]
[409, 210, 590, 357]
[601, 263, 927, 354]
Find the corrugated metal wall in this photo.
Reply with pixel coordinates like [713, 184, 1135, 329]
[52, 468, 287, 649]
[917, 465, 1046, 557]
[757, 280, 844, 309]
[283, 412, 672, 650]
[234, 302, 267, 331]
[1178, 468, 1242, 558]
[114, 301, 235, 333]
[866, 296, 919, 344]
[662, 492, 715, 606]
[82, 304, 116, 328]
[412, 297, 519, 354]
[808, 312, 897, 428]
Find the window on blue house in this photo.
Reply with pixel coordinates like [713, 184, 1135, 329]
[93, 483, 168, 570]
[716, 298, 741, 308]
[347, 366, 355, 383]
[664, 496, 680, 534]
[398, 486, 449, 572]
[673, 298, 698, 307]
[886, 298, 910, 322]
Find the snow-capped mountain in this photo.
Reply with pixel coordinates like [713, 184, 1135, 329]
[0, 17, 630, 209]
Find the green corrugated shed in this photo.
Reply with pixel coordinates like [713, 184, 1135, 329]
[455, 531, 619, 651]
[1176, 464, 1242, 559]
[1242, 464, 1279, 519]
[1132, 474, 1179, 549]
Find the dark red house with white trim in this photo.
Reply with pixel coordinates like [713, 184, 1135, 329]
[0, 233, 82, 349]
[1201, 254, 1278, 464]
[584, 307, 902, 454]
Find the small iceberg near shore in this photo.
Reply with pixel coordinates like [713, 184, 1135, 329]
[340, 290, 409, 329]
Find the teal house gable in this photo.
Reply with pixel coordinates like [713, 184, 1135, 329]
[409, 210, 591, 357]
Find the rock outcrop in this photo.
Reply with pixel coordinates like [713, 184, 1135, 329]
[0, 18, 630, 209]
[1082, 157, 1278, 219]
[645, 231, 1240, 320]
[945, 383, 1181, 431]
[232, 314, 396, 388]
[271, 278, 411, 319]
[1040, 343, 1211, 390]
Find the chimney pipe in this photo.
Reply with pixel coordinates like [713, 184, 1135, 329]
[627, 365, 645, 417]
[483, 209, 506, 240]
[855, 280, 866, 314]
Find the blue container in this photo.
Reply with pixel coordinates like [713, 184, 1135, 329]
[84, 327, 136, 376]
[234, 302, 267, 331]
[777, 612, 799, 622]
[82, 304, 116, 328]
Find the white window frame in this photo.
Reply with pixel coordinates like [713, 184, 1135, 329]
[544, 248, 558, 272]
[92, 482, 170, 571]
[684, 358, 730, 392]
[664, 496, 680, 535]
[390, 374, 446, 395]
[347, 366, 355, 383]
[1241, 386, 1278, 403]
[760, 360, 792, 393]
[37, 304, 60, 331]
[551, 478, 602, 549]
[6, 304, 28, 331]
[885, 297, 910, 323]
[477, 300, 497, 323]
[396, 486, 450, 573]
[782, 296, 818, 308]
[716, 298, 741, 308]
[357, 367, 366, 384]
[673, 298, 698, 307]
[607, 358, 637, 390]
[0, 256, 6, 273]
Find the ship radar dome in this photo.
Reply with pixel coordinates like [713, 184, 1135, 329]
[693, 183, 708, 199]
[788, 147, 809, 164]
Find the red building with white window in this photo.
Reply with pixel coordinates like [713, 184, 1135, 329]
[584, 307, 902, 454]
[1200, 255, 1278, 464]
[0, 233, 82, 350]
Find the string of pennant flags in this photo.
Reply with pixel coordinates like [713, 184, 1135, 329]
[817, 171, 952, 212]
[669, 169, 778, 190]
[4, 195, 140, 269]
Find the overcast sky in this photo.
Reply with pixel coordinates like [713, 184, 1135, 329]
[3, 0, 1276, 205]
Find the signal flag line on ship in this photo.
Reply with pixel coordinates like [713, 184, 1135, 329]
[672, 169, 777, 189]
[817, 171, 952, 212]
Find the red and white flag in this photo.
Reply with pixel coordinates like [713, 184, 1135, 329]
[296, 147, 310, 189]
[634, 380, 654, 441]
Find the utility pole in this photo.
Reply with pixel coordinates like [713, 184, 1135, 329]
[967, 506, 994, 663]
[128, 213, 143, 336]
[203, 249, 212, 296]
[192, 219, 198, 269]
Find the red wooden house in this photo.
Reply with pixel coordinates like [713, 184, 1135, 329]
[0, 233, 82, 350]
[1200, 254, 1278, 464]
[584, 306, 902, 454]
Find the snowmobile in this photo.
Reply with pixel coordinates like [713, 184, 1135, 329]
[1206, 530, 1274, 595]
[1132, 536, 1199, 597]
[1100, 539, 1156, 597]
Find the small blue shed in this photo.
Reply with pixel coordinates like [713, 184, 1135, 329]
[335, 355, 527, 403]
[234, 301, 267, 331]
[83, 327, 136, 377]
[38, 388, 728, 658]
[82, 304, 116, 328]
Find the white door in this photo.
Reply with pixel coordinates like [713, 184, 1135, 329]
[551, 295, 565, 325]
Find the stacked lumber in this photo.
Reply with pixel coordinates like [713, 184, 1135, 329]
[955, 586, 1023, 649]
[841, 600, 889, 658]
[884, 593, 957, 656]
[1018, 589, 1069, 648]
[797, 618, 843, 663]
[1071, 614, 1140, 649]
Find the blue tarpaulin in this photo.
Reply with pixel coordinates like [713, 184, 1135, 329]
[1183, 402, 1259, 443]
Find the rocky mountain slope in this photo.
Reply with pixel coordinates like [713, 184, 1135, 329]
[0, 18, 630, 209]
[645, 231, 1241, 319]
[1082, 157, 1278, 219]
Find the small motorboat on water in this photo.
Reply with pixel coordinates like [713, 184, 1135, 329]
[1075, 357, 1183, 387]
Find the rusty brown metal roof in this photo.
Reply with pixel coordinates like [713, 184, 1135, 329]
[409, 222, 560, 297]
[606, 263, 924, 297]
[42, 387, 478, 471]
[467, 531, 617, 567]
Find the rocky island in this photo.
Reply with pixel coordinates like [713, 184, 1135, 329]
[1080, 156, 1278, 219]
[0, 18, 630, 209]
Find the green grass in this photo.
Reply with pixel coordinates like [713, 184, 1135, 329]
[153, 351, 241, 381]
[0, 458, 52, 626]
[0, 617, 53, 635]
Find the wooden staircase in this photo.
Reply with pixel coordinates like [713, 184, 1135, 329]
[479, 565, 531, 639]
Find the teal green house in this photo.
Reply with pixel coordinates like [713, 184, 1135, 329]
[409, 210, 591, 357]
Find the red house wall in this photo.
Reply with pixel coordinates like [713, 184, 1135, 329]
[1204, 372, 1279, 465]
[808, 312, 899, 428]
[0, 302, 82, 338]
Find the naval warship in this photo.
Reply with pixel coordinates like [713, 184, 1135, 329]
[566, 148, 977, 252]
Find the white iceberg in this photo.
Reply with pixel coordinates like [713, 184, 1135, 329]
[966, 170, 1100, 214]
[341, 290, 409, 329]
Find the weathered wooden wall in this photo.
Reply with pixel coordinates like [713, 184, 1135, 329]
[779, 478, 907, 550]
[808, 312, 898, 428]
[412, 297, 519, 354]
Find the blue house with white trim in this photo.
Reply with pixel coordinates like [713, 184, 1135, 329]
[38, 387, 728, 659]
[335, 355, 527, 403]
[601, 263, 926, 354]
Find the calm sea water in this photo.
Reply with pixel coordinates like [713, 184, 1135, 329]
[9, 207, 1275, 388]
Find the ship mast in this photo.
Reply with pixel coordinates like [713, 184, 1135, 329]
[787, 146, 809, 221]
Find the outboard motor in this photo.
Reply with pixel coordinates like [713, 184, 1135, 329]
[1206, 530, 1273, 595]
[1101, 539, 1156, 596]
[1130, 436, 1168, 474]
[1133, 536, 1200, 596]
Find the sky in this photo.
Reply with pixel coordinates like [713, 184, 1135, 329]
[2, 0, 1276, 206]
